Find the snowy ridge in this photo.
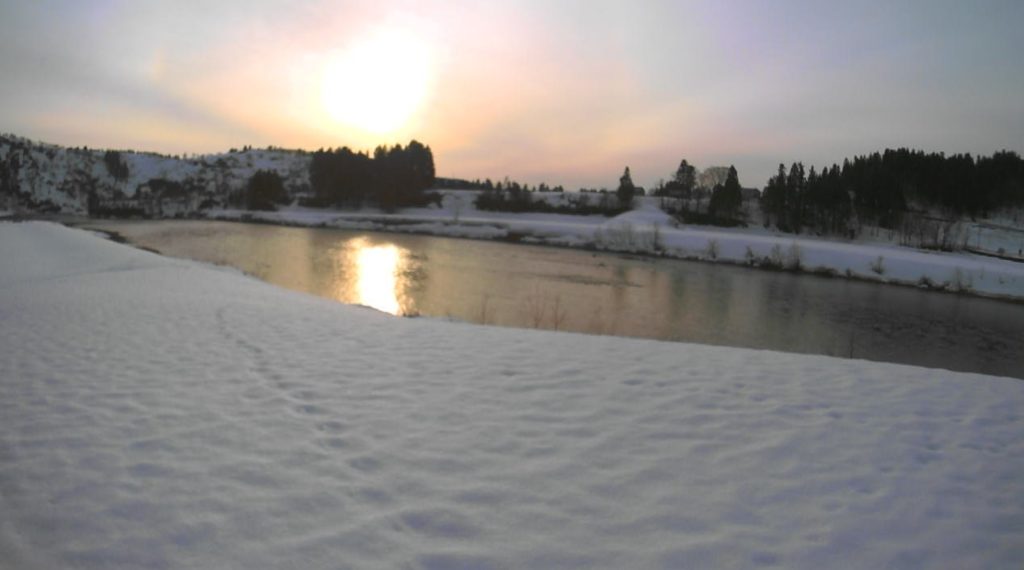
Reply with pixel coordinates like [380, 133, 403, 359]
[0, 134, 310, 214]
[1, 221, 1022, 569]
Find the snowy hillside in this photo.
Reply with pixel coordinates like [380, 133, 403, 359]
[1, 221, 1022, 569]
[0, 134, 310, 214]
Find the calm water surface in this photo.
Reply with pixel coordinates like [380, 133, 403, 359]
[89, 220, 1024, 379]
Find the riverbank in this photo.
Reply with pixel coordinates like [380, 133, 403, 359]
[2, 220, 1022, 568]
[202, 195, 1024, 302]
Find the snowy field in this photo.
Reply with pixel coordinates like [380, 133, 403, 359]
[1, 221, 1023, 569]
[209, 194, 1024, 301]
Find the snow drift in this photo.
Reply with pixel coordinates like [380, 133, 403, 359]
[1, 222, 1022, 569]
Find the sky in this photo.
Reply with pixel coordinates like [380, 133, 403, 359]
[1, 0, 1022, 189]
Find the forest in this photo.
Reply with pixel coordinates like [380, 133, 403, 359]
[463, 148, 1024, 237]
[307, 140, 436, 211]
[761, 149, 1024, 236]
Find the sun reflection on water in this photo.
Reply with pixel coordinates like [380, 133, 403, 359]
[354, 240, 404, 315]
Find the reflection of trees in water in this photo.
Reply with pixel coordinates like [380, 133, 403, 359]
[519, 284, 567, 331]
[608, 265, 630, 330]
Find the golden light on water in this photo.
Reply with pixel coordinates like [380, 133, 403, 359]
[354, 241, 404, 315]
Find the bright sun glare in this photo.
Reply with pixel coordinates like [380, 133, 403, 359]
[321, 30, 433, 136]
[355, 241, 403, 315]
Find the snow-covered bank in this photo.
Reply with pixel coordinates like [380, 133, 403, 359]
[2, 221, 1023, 569]
[208, 195, 1024, 301]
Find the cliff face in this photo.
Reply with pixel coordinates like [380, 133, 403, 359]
[0, 134, 311, 215]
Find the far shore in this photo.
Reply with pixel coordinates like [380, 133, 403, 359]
[53, 195, 1024, 304]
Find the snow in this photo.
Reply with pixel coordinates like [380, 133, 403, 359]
[4, 133, 1022, 299]
[0, 135, 311, 214]
[2, 221, 1023, 569]
[966, 221, 1024, 260]
[208, 194, 1024, 301]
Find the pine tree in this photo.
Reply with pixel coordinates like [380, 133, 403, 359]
[617, 167, 636, 209]
[708, 166, 742, 219]
[672, 159, 697, 199]
[761, 164, 787, 229]
[723, 165, 743, 216]
[786, 162, 806, 233]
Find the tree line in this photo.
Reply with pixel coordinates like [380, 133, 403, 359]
[761, 149, 1024, 236]
[308, 140, 436, 211]
[434, 176, 566, 193]
[475, 173, 626, 215]
[650, 161, 745, 226]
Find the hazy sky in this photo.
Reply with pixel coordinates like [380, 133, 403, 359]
[1, 0, 1022, 188]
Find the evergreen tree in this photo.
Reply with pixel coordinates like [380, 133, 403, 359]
[755, 148, 1023, 235]
[672, 159, 697, 199]
[307, 140, 436, 210]
[710, 165, 743, 218]
[785, 162, 806, 233]
[246, 170, 288, 211]
[103, 150, 129, 181]
[761, 164, 788, 229]
[617, 167, 636, 209]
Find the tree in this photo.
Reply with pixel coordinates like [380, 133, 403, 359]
[672, 159, 697, 199]
[404, 140, 435, 197]
[698, 166, 730, 191]
[246, 170, 288, 211]
[617, 166, 636, 209]
[710, 165, 743, 218]
[757, 148, 1024, 236]
[103, 150, 129, 181]
[308, 141, 436, 210]
[761, 163, 787, 229]
[785, 162, 806, 233]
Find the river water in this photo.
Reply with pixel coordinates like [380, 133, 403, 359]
[87, 220, 1024, 379]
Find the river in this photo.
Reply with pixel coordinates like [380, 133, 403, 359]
[86, 220, 1024, 379]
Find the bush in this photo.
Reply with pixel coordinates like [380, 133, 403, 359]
[950, 267, 973, 293]
[670, 208, 746, 228]
[744, 246, 756, 265]
[705, 239, 719, 260]
[763, 244, 784, 269]
[651, 224, 663, 252]
[400, 191, 443, 208]
[869, 256, 886, 275]
[593, 223, 661, 252]
[475, 190, 626, 217]
[785, 243, 803, 271]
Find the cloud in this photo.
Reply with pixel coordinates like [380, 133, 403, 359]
[1, 1, 1022, 187]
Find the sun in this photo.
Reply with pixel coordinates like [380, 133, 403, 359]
[321, 30, 433, 136]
